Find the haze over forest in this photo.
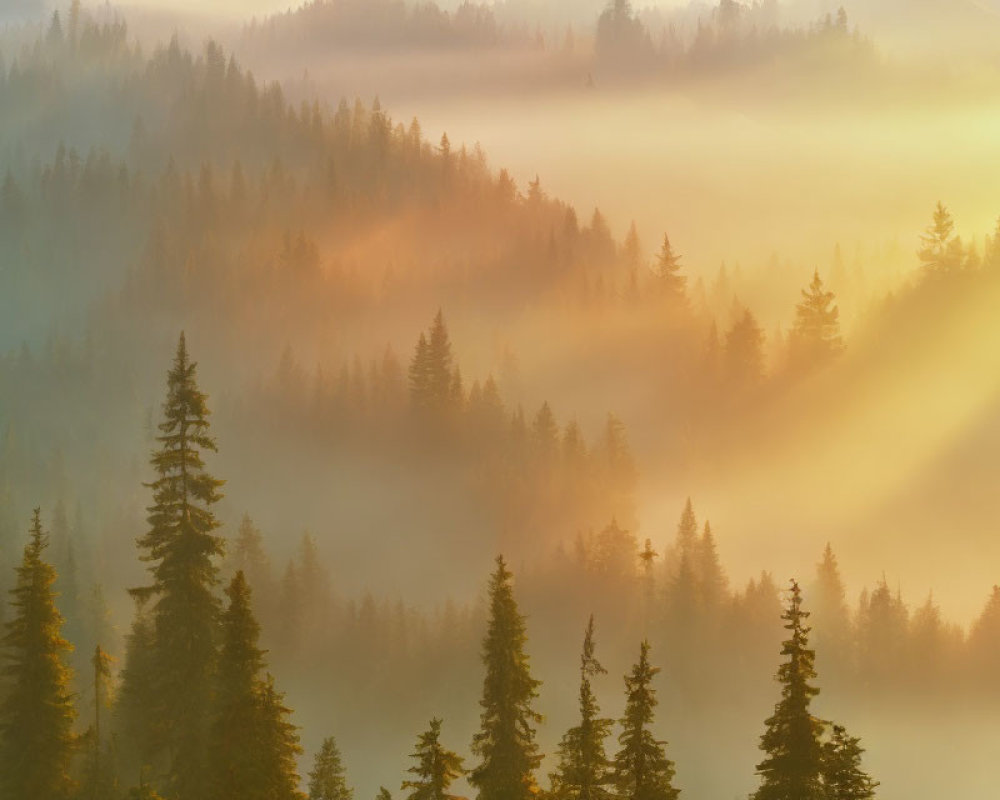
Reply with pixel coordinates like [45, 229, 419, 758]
[2, 1, 1000, 800]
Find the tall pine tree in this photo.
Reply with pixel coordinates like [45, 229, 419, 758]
[611, 641, 678, 800]
[549, 616, 614, 800]
[470, 556, 542, 800]
[0, 508, 77, 800]
[752, 580, 826, 800]
[129, 333, 225, 799]
[309, 737, 353, 800]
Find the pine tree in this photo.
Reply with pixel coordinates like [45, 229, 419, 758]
[129, 332, 225, 799]
[918, 202, 963, 274]
[821, 725, 878, 800]
[653, 234, 686, 305]
[469, 556, 542, 800]
[673, 498, 698, 561]
[116, 599, 162, 777]
[79, 645, 118, 800]
[724, 307, 765, 388]
[207, 571, 302, 800]
[810, 545, 851, 683]
[752, 580, 826, 800]
[611, 641, 678, 800]
[402, 718, 465, 800]
[789, 272, 844, 368]
[549, 616, 614, 800]
[0, 508, 77, 800]
[309, 737, 353, 800]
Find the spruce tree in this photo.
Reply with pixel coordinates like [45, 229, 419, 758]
[116, 599, 162, 778]
[129, 332, 225, 799]
[918, 202, 963, 274]
[789, 271, 844, 368]
[654, 234, 686, 305]
[0, 508, 77, 800]
[79, 645, 118, 799]
[611, 641, 678, 800]
[402, 718, 465, 800]
[821, 725, 878, 800]
[309, 737, 353, 800]
[752, 580, 826, 800]
[724, 308, 765, 388]
[469, 556, 542, 800]
[207, 571, 302, 800]
[549, 616, 614, 800]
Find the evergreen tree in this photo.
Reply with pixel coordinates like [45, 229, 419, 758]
[309, 737, 353, 800]
[402, 718, 465, 800]
[752, 580, 826, 800]
[673, 498, 698, 561]
[653, 234, 686, 305]
[207, 571, 302, 800]
[409, 311, 455, 415]
[918, 202, 963, 274]
[0, 508, 77, 800]
[789, 271, 844, 368]
[611, 641, 678, 800]
[116, 599, 162, 777]
[377, 789, 393, 800]
[810, 545, 851, 683]
[724, 307, 765, 388]
[821, 725, 878, 800]
[129, 332, 225, 799]
[549, 616, 614, 800]
[79, 645, 118, 800]
[469, 556, 542, 800]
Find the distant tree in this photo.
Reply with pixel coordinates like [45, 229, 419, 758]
[469, 556, 542, 800]
[752, 580, 826, 800]
[810, 545, 852, 682]
[116, 600, 161, 776]
[549, 616, 614, 800]
[402, 718, 465, 800]
[697, 521, 728, 612]
[79, 645, 117, 799]
[409, 311, 456, 416]
[673, 498, 698, 560]
[968, 586, 1000, 687]
[724, 307, 765, 388]
[128, 332, 225, 799]
[788, 271, 844, 368]
[918, 202, 963, 274]
[309, 737, 353, 800]
[207, 571, 302, 800]
[377, 789, 393, 800]
[611, 641, 678, 800]
[653, 234, 686, 306]
[0, 509, 77, 800]
[821, 724, 878, 800]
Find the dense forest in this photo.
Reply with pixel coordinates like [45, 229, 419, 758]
[3, 2, 1000, 799]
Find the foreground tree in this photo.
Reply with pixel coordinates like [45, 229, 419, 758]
[0, 509, 76, 800]
[309, 737, 353, 800]
[207, 571, 302, 800]
[611, 641, 678, 800]
[549, 616, 614, 800]
[469, 556, 543, 800]
[128, 332, 226, 799]
[821, 725, 878, 800]
[752, 580, 826, 800]
[403, 718, 465, 800]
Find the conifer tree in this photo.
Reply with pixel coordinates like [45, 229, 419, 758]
[129, 332, 225, 799]
[821, 725, 878, 800]
[309, 737, 353, 800]
[611, 641, 678, 800]
[403, 718, 465, 800]
[0, 508, 77, 800]
[810, 545, 851, 682]
[653, 234, 686, 305]
[116, 599, 161, 776]
[550, 616, 614, 800]
[724, 308, 765, 388]
[789, 272, 844, 368]
[469, 556, 542, 800]
[377, 789, 393, 800]
[918, 202, 963, 274]
[79, 644, 117, 800]
[752, 580, 826, 800]
[207, 571, 302, 800]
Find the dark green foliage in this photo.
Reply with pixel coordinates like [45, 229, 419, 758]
[752, 580, 826, 800]
[821, 725, 878, 800]
[207, 571, 302, 800]
[470, 556, 542, 800]
[0, 508, 77, 800]
[549, 616, 614, 800]
[128, 333, 225, 799]
[611, 641, 678, 800]
[309, 737, 353, 800]
[402, 718, 465, 800]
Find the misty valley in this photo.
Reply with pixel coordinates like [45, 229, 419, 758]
[2, 1, 1000, 800]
